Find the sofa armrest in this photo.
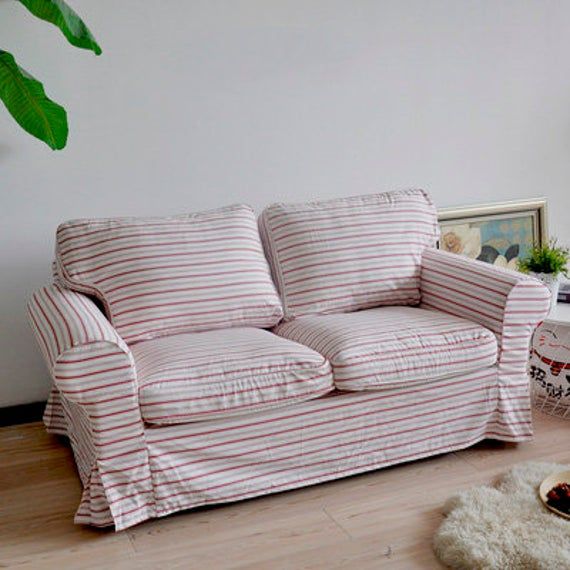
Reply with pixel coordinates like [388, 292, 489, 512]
[420, 248, 551, 441]
[27, 285, 154, 529]
[420, 248, 550, 372]
[27, 284, 136, 406]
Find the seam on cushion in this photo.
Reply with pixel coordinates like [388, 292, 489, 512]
[124, 310, 284, 345]
[331, 346, 498, 372]
[133, 347, 321, 369]
[337, 365, 498, 391]
[264, 190, 429, 217]
[137, 360, 330, 391]
[138, 359, 331, 392]
[143, 384, 335, 423]
[416, 189, 440, 245]
[331, 336, 498, 368]
[258, 213, 279, 292]
[325, 325, 494, 360]
[57, 204, 251, 232]
[330, 331, 496, 362]
[260, 209, 290, 318]
[139, 367, 334, 405]
[252, 211, 285, 326]
[137, 356, 324, 374]
[335, 351, 498, 382]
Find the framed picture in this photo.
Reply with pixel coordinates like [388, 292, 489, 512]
[438, 198, 548, 270]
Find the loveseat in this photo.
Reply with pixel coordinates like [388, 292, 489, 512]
[28, 190, 550, 530]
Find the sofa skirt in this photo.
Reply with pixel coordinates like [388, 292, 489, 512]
[45, 366, 533, 529]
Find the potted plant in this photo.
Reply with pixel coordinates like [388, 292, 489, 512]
[518, 239, 569, 307]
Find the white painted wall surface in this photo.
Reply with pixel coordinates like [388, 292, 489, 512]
[1, 0, 569, 405]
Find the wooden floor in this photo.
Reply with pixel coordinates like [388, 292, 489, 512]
[1, 412, 568, 569]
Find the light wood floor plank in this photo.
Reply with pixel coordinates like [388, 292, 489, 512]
[0, 412, 567, 569]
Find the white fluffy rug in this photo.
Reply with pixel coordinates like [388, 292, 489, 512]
[433, 462, 570, 570]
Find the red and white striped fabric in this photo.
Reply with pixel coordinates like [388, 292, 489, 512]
[259, 190, 439, 319]
[27, 285, 155, 530]
[45, 365, 507, 529]
[143, 369, 504, 522]
[43, 385, 68, 435]
[55, 205, 283, 344]
[274, 306, 498, 390]
[29, 238, 549, 531]
[132, 328, 333, 424]
[420, 248, 551, 438]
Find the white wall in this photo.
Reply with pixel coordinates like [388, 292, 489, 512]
[2, 0, 570, 406]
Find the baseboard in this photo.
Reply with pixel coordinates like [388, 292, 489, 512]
[0, 401, 46, 427]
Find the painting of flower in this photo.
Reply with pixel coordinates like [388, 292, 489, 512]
[440, 224, 482, 259]
[438, 200, 547, 270]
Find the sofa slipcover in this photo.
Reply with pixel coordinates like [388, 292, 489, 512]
[28, 191, 551, 531]
[132, 327, 333, 424]
[419, 247, 552, 433]
[28, 284, 155, 529]
[274, 306, 498, 390]
[259, 189, 439, 319]
[55, 204, 283, 343]
[144, 370, 499, 525]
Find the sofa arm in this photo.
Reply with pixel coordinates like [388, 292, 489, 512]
[28, 284, 135, 406]
[27, 285, 154, 529]
[421, 249, 550, 341]
[420, 248, 550, 372]
[420, 248, 551, 441]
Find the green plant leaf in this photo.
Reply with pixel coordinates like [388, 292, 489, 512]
[518, 238, 569, 278]
[0, 50, 68, 150]
[18, 0, 102, 55]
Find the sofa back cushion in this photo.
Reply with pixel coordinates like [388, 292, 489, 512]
[56, 205, 284, 343]
[259, 189, 439, 320]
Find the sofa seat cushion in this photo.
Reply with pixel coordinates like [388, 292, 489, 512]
[132, 328, 333, 424]
[55, 205, 283, 343]
[274, 306, 497, 391]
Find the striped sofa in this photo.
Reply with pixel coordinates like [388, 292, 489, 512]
[28, 190, 550, 530]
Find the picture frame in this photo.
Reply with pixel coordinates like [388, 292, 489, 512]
[437, 198, 548, 270]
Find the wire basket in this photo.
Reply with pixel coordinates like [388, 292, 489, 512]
[530, 320, 570, 420]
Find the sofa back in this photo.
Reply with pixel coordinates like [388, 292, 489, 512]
[259, 189, 439, 320]
[55, 204, 283, 343]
